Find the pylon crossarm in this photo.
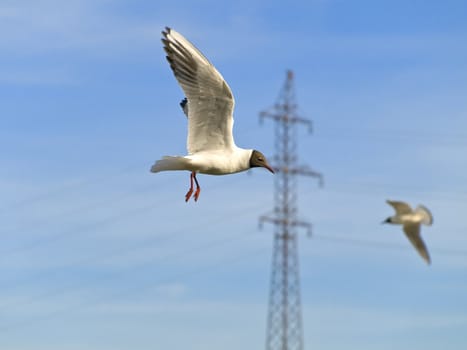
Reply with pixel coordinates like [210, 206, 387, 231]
[260, 112, 312, 130]
[293, 220, 313, 237]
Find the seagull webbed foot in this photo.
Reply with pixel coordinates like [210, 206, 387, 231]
[194, 187, 201, 201]
[185, 188, 194, 202]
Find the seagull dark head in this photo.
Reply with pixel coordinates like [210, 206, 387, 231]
[249, 150, 274, 174]
[382, 217, 392, 224]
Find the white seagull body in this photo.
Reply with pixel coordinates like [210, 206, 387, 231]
[150, 27, 274, 202]
[383, 200, 433, 264]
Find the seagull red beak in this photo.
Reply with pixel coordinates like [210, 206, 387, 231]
[264, 163, 275, 174]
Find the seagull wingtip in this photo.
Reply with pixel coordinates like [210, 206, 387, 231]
[162, 27, 171, 37]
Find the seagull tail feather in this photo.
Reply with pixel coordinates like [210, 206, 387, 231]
[150, 156, 191, 173]
[415, 205, 434, 226]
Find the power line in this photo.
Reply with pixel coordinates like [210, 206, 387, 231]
[0, 229, 269, 332]
[312, 233, 467, 258]
[0, 163, 143, 215]
[0, 200, 161, 258]
[1, 223, 466, 332]
[0, 170, 260, 257]
[4, 222, 467, 315]
[292, 177, 467, 202]
[0, 180, 167, 237]
[308, 125, 467, 145]
[0, 127, 264, 217]
[0, 200, 270, 312]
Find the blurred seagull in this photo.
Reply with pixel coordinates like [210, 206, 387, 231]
[150, 27, 274, 202]
[383, 200, 433, 264]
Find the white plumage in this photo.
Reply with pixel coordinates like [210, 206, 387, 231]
[150, 27, 274, 202]
[383, 200, 433, 264]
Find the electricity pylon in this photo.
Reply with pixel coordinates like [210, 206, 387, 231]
[259, 70, 323, 350]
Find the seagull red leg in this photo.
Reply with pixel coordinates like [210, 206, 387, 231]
[185, 172, 195, 202]
[193, 173, 201, 202]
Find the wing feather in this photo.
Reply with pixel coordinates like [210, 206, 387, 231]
[162, 27, 235, 154]
[415, 205, 434, 226]
[386, 200, 413, 215]
[403, 223, 431, 264]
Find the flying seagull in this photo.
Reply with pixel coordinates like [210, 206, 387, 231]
[383, 200, 433, 264]
[150, 27, 274, 202]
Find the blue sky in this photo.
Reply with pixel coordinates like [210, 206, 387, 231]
[1, 0, 467, 349]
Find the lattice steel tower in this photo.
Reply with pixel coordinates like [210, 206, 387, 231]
[259, 70, 323, 350]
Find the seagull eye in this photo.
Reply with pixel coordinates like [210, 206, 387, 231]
[258, 157, 263, 161]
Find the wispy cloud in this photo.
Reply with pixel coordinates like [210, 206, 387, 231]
[0, 0, 160, 55]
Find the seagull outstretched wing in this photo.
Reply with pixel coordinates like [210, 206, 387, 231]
[162, 27, 235, 154]
[387, 200, 412, 215]
[403, 223, 431, 264]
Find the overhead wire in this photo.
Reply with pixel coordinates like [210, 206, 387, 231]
[1, 123, 467, 334]
[308, 125, 467, 145]
[0, 178, 173, 238]
[0, 199, 163, 258]
[0, 197, 269, 297]
[4, 122, 465, 219]
[0, 170, 263, 259]
[2, 213, 467, 326]
[1, 162, 465, 281]
[0, 126, 263, 218]
[0, 163, 142, 215]
[2, 227, 467, 333]
[0, 227, 269, 332]
[317, 182, 467, 203]
[1, 205, 467, 332]
[312, 234, 467, 258]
